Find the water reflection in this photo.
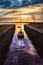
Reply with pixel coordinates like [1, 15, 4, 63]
[4, 25, 43, 65]
[10, 30, 37, 56]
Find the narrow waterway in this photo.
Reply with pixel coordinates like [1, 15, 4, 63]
[4, 24, 43, 65]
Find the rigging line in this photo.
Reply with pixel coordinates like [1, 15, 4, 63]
[20, 7, 22, 30]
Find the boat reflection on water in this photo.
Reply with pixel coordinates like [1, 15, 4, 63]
[17, 29, 26, 51]
[10, 30, 37, 56]
[10, 30, 28, 52]
[16, 39, 26, 51]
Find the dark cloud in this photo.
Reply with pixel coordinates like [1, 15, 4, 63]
[0, 0, 43, 8]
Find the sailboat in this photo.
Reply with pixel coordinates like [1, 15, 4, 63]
[17, 7, 24, 40]
[18, 29, 24, 39]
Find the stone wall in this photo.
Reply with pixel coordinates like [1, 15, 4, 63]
[24, 25, 43, 59]
[0, 25, 15, 65]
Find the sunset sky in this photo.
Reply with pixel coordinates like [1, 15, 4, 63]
[0, 0, 43, 8]
[0, 0, 43, 23]
[0, 4, 43, 23]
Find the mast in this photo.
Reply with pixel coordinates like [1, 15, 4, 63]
[20, 6, 22, 30]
